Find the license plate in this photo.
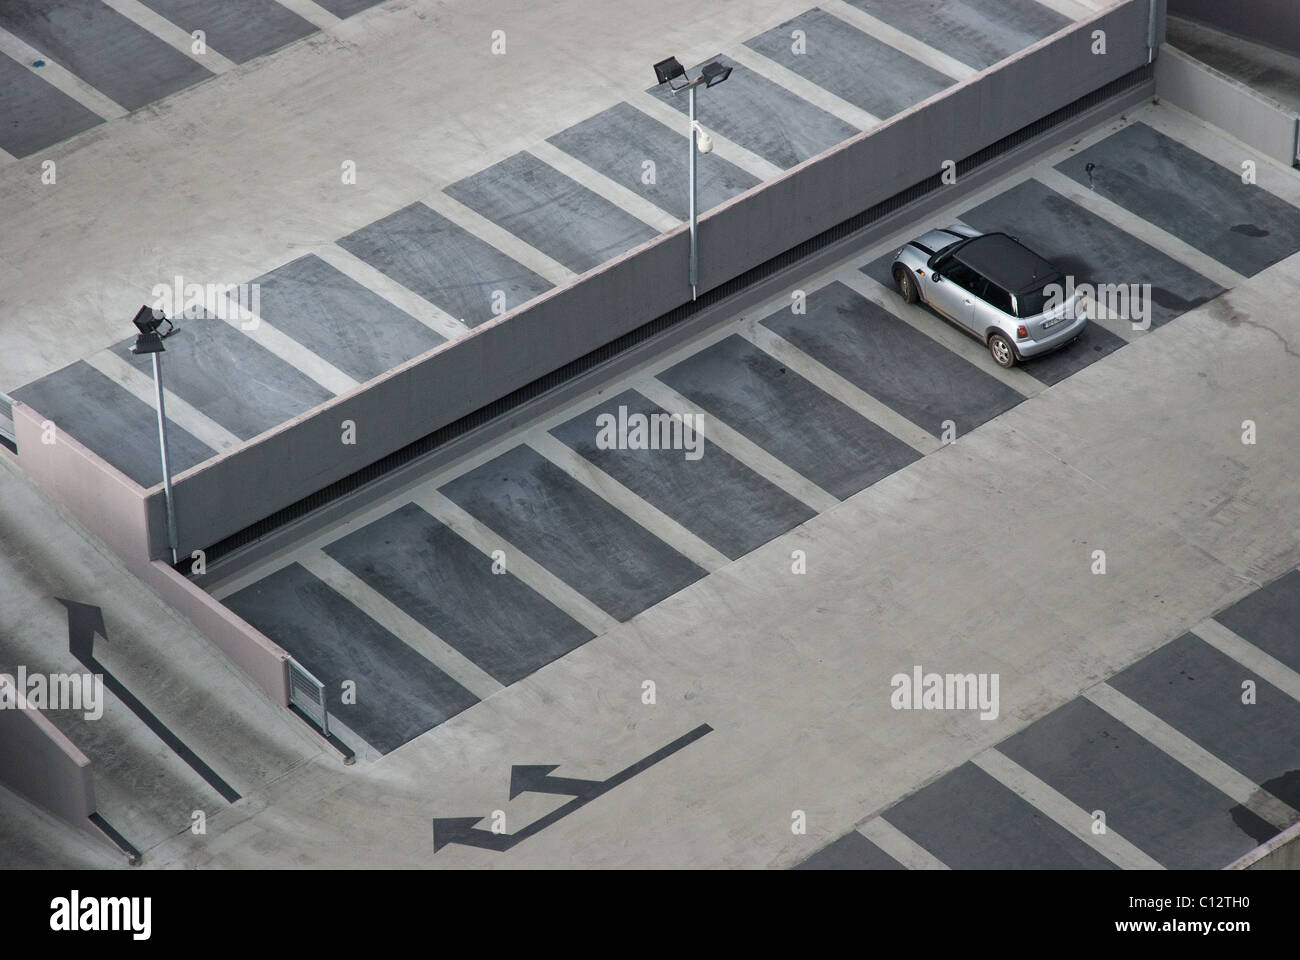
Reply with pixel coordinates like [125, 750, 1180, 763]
[1042, 315, 1067, 330]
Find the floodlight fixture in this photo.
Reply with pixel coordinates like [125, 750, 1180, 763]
[701, 61, 732, 87]
[653, 56, 686, 89]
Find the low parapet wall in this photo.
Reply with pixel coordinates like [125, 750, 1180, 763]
[0, 674, 95, 825]
[11, 403, 290, 706]
[1156, 43, 1299, 167]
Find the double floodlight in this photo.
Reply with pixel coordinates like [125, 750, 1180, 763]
[653, 56, 732, 92]
[130, 304, 173, 355]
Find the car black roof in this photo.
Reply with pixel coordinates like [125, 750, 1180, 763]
[951, 233, 1060, 295]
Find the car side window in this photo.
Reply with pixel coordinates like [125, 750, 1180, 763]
[944, 261, 980, 293]
[982, 282, 1013, 314]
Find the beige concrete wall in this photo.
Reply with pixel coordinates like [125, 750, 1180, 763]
[0, 675, 95, 824]
[1232, 820, 1300, 870]
[12, 402, 290, 706]
[1156, 43, 1298, 166]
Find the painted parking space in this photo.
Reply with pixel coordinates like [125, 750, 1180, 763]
[1213, 569, 1300, 675]
[108, 317, 334, 441]
[959, 178, 1225, 330]
[760, 280, 1023, 436]
[0, 0, 213, 112]
[996, 697, 1275, 869]
[444, 152, 659, 275]
[12, 360, 214, 488]
[439, 444, 707, 622]
[248, 254, 444, 383]
[745, 8, 955, 120]
[657, 334, 922, 500]
[136, 0, 317, 64]
[1108, 634, 1300, 810]
[546, 102, 759, 221]
[1056, 122, 1300, 277]
[0, 52, 102, 157]
[793, 830, 904, 870]
[844, 0, 1070, 71]
[645, 53, 860, 169]
[337, 202, 553, 327]
[549, 388, 816, 559]
[882, 762, 1117, 869]
[323, 503, 595, 686]
[224, 562, 480, 755]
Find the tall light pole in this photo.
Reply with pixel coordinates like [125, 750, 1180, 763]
[654, 56, 732, 300]
[130, 305, 179, 564]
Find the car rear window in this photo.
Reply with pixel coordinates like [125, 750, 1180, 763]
[1015, 276, 1063, 318]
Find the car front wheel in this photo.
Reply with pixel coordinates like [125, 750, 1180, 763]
[988, 332, 1017, 368]
[894, 266, 919, 304]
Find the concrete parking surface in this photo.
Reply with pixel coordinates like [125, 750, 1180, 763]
[2, 0, 1299, 871]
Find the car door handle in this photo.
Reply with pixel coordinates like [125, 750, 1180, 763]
[963, 298, 973, 304]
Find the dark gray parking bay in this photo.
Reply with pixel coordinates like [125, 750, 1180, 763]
[0, 53, 103, 157]
[12, 361, 215, 488]
[996, 698, 1276, 868]
[645, 54, 859, 169]
[224, 563, 481, 755]
[108, 318, 334, 441]
[794, 830, 903, 870]
[0, 0, 213, 111]
[1109, 634, 1300, 810]
[248, 254, 444, 383]
[746, 8, 954, 120]
[547, 102, 759, 221]
[136, 0, 317, 64]
[439, 444, 707, 622]
[338, 202, 554, 327]
[883, 762, 1117, 870]
[1214, 569, 1300, 675]
[323, 503, 595, 686]
[549, 389, 816, 559]
[760, 281, 1022, 436]
[960, 178, 1225, 330]
[657, 335, 921, 500]
[844, 0, 1068, 70]
[1057, 122, 1300, 277]
[444, 152, 659, 275]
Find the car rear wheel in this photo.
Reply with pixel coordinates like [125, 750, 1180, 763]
[894, 265, 919, 304]
[988, 332, 1017, 368]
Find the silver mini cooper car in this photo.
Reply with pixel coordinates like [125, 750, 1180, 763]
[890, 225, 1087, 368]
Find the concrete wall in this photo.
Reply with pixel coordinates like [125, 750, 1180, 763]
[121, 0, 1160, 560]
[12, 402, 291, 706]
[1230, 819, 1300, 869]
[1169, 0, 1300, 59]
[0, 674, 95, 824]
[1156, 43, 1299, 165]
